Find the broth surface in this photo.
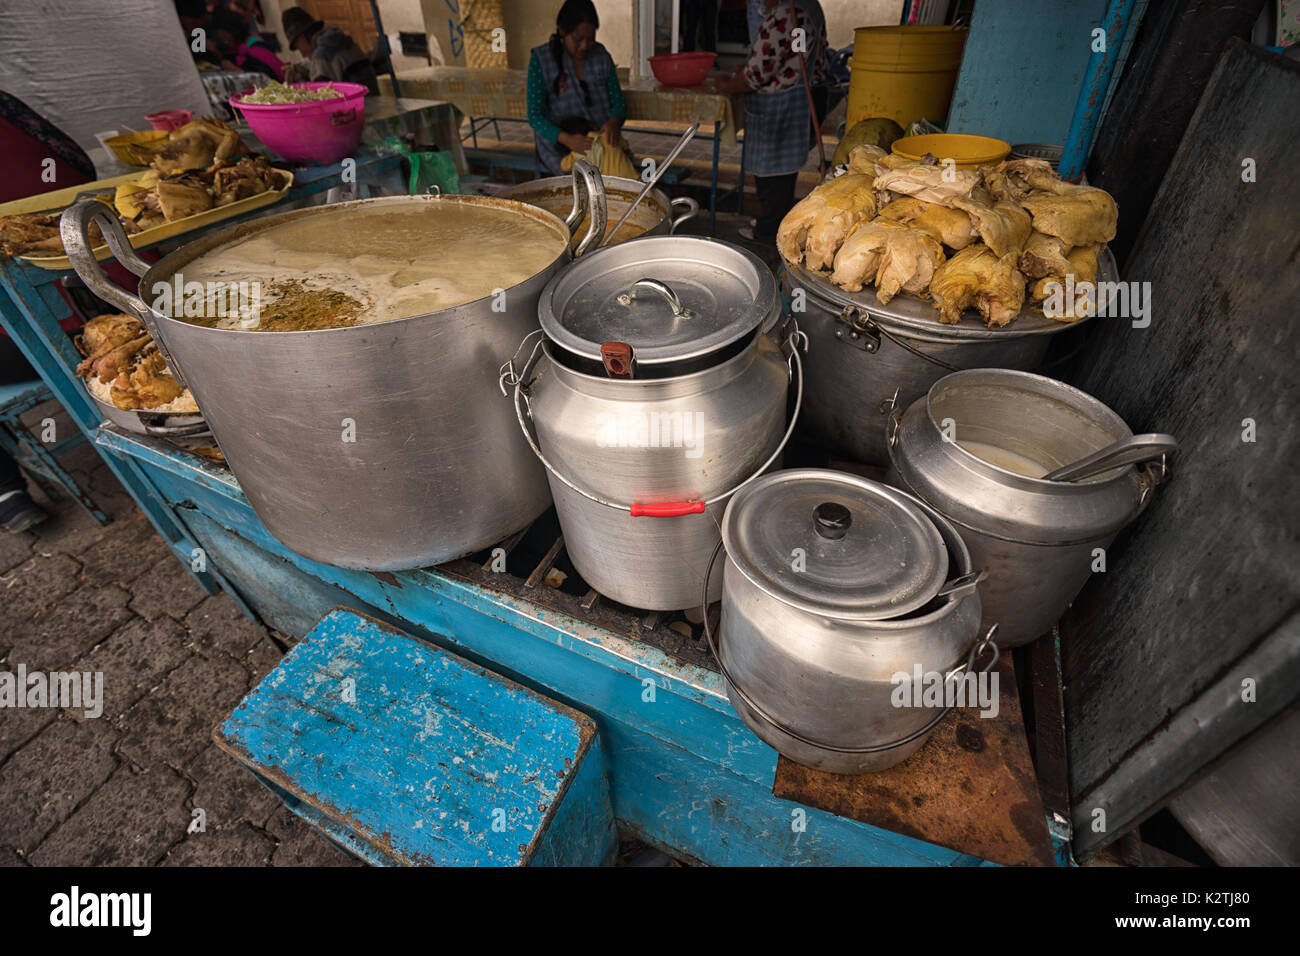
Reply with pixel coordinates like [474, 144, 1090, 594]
[177, 203, 566, 330]
[958, 440, 1049, 478]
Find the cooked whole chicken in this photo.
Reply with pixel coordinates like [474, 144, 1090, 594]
[876, 197, 977, 250]
[930, 244, 1027, 328]
[873, 164, 981, 206]
[1032, 244, 1101, 321]
[777, 172, 878, 270]
[1020, 187, 1118, 247]
[151, 120, 241, 174]
[982, 158, 1061, 202]
[1019, 231, 1073, 279]
[830, 219, 945, 302]
[948, 197, 1033, 258]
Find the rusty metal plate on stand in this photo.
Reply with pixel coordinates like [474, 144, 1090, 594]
[772, 655, 1057, 866]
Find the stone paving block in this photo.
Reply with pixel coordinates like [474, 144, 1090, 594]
[28, 764, 192, 867]
[186, 745, 280, 830]
[76, 615, 193, 721]
[0, 716, 119, 853]
[78, 514, 172, 588]
[160, 822, 275, 866]
[116, 651, 251, 773]
[0, 530, 34, 575]
[129, 553, 210, 623]
[264, 805, 365, 867]
[0, 552, 81, 625]
[0, 703, 57, 765]
[6, 583, 133, 673]
[28, 501, 110, 557]
[185, 593, 272, 664]
[244, 639, 283, 685]
[0, 846, 25, 866]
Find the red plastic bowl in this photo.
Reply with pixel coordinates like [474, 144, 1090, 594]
[649, 52, 717, 87]
[231, 82, 368, 165]
[146, 109, 193, 131]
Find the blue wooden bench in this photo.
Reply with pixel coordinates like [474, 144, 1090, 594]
[0, 378, 107, 525]
[215, 608, 617, 866]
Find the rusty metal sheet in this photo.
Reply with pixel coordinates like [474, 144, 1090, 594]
[772, 655, 1057, 867]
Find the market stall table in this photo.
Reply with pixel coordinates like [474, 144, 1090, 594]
[382, 67, 742, 230]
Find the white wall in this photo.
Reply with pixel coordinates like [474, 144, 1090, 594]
[0, 0, 211, 151]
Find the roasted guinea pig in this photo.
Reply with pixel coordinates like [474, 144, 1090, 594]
[75, 313, 149, 383]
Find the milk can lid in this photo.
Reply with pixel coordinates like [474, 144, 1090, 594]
[722, 469, 950, 620]
[539, 236, 780, 367]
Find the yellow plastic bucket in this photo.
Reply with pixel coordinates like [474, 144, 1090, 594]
[891, 133, 1010, 169]
[846, 26, 968, 130]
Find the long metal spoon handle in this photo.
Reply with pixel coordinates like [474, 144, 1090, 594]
[600, 121, 700, 248]
[1043, 433, 1178, 482]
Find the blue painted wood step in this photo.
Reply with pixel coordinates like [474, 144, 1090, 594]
[215, 608, 616, 866]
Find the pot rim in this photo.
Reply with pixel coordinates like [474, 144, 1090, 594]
[923, 368, 1135, 488]
[138, 194, 573, 337]
[721, 468, 976, 627]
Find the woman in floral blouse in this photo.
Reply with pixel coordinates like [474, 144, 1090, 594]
[715, 0, 827, 241]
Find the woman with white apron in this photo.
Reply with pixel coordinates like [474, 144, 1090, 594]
[715, 0, 827, 241]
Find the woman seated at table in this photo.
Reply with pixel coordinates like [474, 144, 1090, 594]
[714, 0, 827, 241]
[527, 0, 628, 175]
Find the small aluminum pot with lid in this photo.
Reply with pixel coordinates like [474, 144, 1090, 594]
[506, 235, 803, 610]
[706, 469, 992, 773]
[886, 369, 1173, 647]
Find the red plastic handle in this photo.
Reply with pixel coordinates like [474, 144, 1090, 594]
[630, 501, 707, 517]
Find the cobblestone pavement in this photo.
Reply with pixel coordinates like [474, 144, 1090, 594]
[0, 402, 359, 867]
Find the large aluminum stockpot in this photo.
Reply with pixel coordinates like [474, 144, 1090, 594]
[498, 174, 698, 246]
[61, 178, 607, 571]
[508, 236, 798, 610]
[782, 251, 1116, 466]
[886, 369, 1171, 647]
[710, 469, 988, 773]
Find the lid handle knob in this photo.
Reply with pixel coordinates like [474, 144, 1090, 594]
[813, 502, 851, 540]
[616, 278, 694, 319]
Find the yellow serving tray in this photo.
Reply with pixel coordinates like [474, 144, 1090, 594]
[3, 168, 294, 271]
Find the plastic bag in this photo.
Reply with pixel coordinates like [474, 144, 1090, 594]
[380, 135, 461, 195]
[561, 132, 638, 180]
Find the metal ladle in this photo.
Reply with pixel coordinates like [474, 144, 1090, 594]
[599, 121, 700, 248]
[1042, 433, 1178, 482]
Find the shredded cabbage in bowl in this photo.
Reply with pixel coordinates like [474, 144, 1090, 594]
[241, 81, 346, 105]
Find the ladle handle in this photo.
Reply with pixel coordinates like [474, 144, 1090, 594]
[1043, 433, 1178, 482]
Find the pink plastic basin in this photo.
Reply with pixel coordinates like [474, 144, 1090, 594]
[649, 52, 716, 87]
[231, 82, 367, 165]
[146, 109, 193, 131]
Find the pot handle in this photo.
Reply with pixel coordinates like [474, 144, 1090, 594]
[569, 160, 606, 258]
[506, 326, 806, 515]
[669, 196, 699, 232]
[701, 543, 1003, 757]
[142, 419, 212, 438]
[60, 200, 190, 391]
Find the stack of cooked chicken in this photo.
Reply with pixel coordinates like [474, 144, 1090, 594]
[777, 146, 1118, 327]
[0, 120, 277, 259]
[74, 313, 198, 413]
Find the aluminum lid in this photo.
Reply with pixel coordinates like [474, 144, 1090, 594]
[722, 469, 950, 620]
[539, 235, 780, 367]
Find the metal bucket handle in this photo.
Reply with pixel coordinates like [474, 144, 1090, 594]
[60, 200, 190, 390]
[838, 305, 963, 373]
[669, 196, 699, 232]
[505, 326, 806, 517]
[567, 160, 607, 258]
[701, 534, 1002, 756]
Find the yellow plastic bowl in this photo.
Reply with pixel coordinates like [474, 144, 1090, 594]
[891, 133, 1010, 169]
[104, 130, 170, 166]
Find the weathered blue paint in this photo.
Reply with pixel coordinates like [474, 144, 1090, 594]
[0, 378, 106, 524]
[112, 440, 1006, 865]
[1059, 0, 1139, 179]
[217, 608, 617, 866]
[945, 0, 1109, 147]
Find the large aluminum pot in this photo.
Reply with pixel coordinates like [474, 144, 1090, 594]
[782, 252, 1115, 466]
[709, 469, 989, 773]
[886, 369, 1170, 647]
[499, 174, 698, 246]
[61, 176, 607, 571]
[508, 236, 798, 610]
